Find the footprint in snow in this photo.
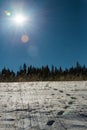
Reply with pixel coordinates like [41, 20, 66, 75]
[47, 120, 55, 126]
[57, 110, 64, 116]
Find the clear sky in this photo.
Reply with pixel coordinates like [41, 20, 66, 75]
[0, 0, 87, 71]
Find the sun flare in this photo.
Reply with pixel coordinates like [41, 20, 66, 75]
[13, 14, 27, 25]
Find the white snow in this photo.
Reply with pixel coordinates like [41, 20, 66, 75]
[0, 81, 87, 130]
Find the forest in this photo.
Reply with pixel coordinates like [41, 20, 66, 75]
[0, 62, 87, 82]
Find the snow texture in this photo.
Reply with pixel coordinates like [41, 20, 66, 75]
[0, 81, 87, 130]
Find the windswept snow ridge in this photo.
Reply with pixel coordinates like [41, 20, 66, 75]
[0, 81, 87, 130]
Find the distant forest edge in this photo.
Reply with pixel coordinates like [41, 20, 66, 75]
[0, 62, 87, 82]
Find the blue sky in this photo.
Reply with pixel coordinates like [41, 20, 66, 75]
[0, 0, 87, 71]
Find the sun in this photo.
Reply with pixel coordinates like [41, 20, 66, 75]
[13, 14, 27, 25]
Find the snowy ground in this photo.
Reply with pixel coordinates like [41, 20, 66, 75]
[0, 81, 87, 130]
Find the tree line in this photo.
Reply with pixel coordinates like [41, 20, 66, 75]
[0, 62, 87, 82]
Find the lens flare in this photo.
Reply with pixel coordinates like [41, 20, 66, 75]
[5, 11, 11, 16]
[21, 35, 29, 43]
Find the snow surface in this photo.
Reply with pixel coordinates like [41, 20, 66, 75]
[0, 81, 87, 130]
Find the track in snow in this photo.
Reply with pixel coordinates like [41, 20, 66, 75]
[0, 81, 87, 130]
